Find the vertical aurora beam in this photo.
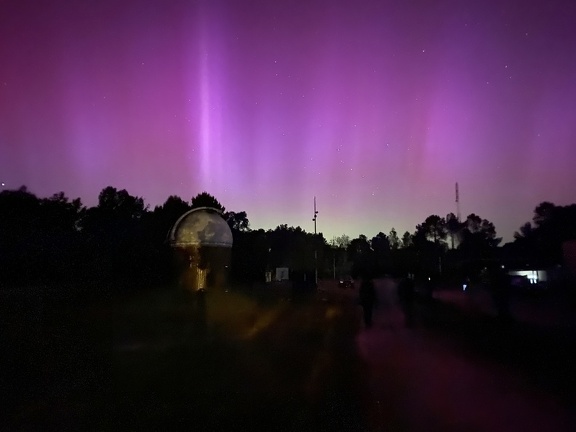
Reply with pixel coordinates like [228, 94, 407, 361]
[198, 43, 212, 185]
[184, 5, 225, 191]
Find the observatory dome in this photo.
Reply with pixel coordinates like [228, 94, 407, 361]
[168, 207, 233, 248]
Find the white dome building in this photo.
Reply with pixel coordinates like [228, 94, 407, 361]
[168, 207, 233, 291]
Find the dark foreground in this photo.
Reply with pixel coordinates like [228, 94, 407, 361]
[2, 283, 366, 431]
[2, 279, 576, 431]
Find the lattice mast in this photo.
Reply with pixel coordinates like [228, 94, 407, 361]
[455, 182, 461, 221]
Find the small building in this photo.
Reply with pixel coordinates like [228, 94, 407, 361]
[275, 267, 289, 282]
[507, 269, 548, 287]
[167, 207, 233, 292]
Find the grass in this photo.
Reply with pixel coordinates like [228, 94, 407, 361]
[1, 283, 368, 431]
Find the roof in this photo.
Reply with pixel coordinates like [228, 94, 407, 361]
[168, 207, 233, 248]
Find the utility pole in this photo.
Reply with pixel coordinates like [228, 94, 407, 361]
[333, 254, 336, 280]
[313, 196, 318, 286]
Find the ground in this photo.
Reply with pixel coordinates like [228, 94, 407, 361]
[2, 279, 576, 431]
[354, 279, 576, 431]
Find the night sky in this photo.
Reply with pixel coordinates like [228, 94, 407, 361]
[2, 0, 576, 242]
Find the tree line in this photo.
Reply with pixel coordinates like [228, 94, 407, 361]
[1, 185, 574, 291]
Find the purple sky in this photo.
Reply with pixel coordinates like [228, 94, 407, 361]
[2, 0, 576, 242]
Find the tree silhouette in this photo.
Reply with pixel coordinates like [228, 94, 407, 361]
[412, 215, 448, 277]
[446, 212, 462, 249]
[330, 234, 351, 249]
[267, 225, 316, 273]
[458, 213, 501, 264]
[152, 196, 191, 240]
[371, 232, 391, 275]
[0, 187, 87, 285]
[388, 228, 400, 250]
[225, 211, 250, 232]
[229, 228, 268, 283]
[512, 202, 576, 266]
[78, 187, 148, 286]
[38, 192, 85, 282]
[0, 186, 42, 284]
[96, 186, 146, 217]
[347, 235, 374, 277]
[401, 231, 413, 248]
[191, 192, 225, 212]
[415, 215, 447, 245]
[514, 222, 534, 240]
[533, 201, 557, 227]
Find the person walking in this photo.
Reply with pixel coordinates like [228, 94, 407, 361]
[397, 274, 416, 328]
[359, 273, 376, 328]
[488, 263, 512, 323]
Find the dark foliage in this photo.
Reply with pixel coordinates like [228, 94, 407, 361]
[2, 185, 575, 293]
[0, 187, 229, 292]
[190, 191, 225, 212]
[511, 202, 576, 267]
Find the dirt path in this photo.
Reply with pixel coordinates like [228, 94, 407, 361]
[353, 279, 576, 431]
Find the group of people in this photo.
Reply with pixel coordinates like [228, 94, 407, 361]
[356, 264, 512, 329]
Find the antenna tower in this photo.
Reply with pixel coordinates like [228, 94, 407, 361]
[313, 197, 318, 286]
[455, 182, 461, 221]
[313, 196, 318, 234]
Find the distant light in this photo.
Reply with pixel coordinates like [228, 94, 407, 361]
[463, 284, 467, 291]
[1, 182, 4, 186]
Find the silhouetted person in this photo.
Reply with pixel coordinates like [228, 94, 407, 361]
[488, 264, 512, 323]
[397, 274, 416, 327]
[423, 275, 435, 302]
[359, 274, 376, 328]
[192, 288, 208, 336]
